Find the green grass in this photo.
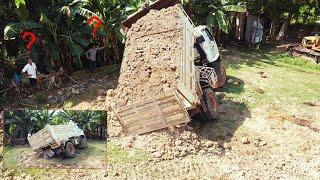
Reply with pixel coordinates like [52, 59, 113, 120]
[3, 146, 30, 168]
[222, 50, 320, 116]
[107, 141, 148, 164]
[3, 140, 106, 169]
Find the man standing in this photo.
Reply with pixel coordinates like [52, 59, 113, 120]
[86, 44, 104, 73]
[22, 58, 37, 93]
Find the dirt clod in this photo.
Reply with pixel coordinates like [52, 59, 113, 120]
[241, 137, 250, 144]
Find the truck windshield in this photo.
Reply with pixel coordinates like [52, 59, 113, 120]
[203, 28, 214, 41]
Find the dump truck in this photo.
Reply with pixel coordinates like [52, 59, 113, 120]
[113, 0, 226, 135]
[27, 121, 87, 158]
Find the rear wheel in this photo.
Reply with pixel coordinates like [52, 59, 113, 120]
[64, 142, 76, 158]
[202, 88, 219, 121]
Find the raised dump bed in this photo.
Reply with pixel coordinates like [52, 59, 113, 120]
[113, 1, 225, 135]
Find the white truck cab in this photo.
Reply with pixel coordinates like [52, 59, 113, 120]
[70, 121, 85, 137]
[195, 26, 220, 63]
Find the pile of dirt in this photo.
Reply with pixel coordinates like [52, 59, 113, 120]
[112, 126, 228, 161]
[113, 5, 183, 107]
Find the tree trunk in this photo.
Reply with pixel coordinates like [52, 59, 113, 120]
[269, 16, 279, 41]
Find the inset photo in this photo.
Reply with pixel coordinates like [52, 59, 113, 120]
[3, 109, 107, 169]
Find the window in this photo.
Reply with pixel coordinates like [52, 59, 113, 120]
[203, 28, 214, 41]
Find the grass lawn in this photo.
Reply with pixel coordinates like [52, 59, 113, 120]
[107, 142, 148, 164]
[221, 49, 320, 121]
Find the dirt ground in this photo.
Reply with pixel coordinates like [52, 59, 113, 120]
[0, 47, 319, 179]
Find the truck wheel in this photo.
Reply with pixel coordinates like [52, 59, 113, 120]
[64, 142, 76, 158]
[202, 88, 219, 121]
[77, 136, 87, 149]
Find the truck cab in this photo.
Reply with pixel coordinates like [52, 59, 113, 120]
[195, 26, 220, 64]
[70, 121, 85, 137]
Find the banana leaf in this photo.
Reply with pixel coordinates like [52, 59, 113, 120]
[222, 5, 247, 13]
[214, 10, 228, 33]
[72, 35, 89, 47]
[4, 21, 43, 40]
[15, 0, 29, 21]
[68, 39, 84, 57]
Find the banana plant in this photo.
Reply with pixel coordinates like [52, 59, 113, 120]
[55, 110, 106, 138]
[4, 110, 54, 140]
[4, 0, 101, 73]
[183, 0, 247, 33]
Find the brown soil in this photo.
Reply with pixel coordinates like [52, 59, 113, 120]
[114, 5, 183, 107]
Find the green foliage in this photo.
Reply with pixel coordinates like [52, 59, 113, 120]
[106, 64, 120, 76]
[3, 0, 98, 73]
[14, 0, 29, 21]
[184, 0, 246, 33]
[34, 93, 48, 104]
[55, 110, 106, 137]
[4, 21, 42, 40]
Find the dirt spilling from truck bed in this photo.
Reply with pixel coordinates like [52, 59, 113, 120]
[113, 5, 183, 107]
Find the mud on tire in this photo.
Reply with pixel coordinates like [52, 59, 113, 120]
[64, 141, 76, 158]
[202, 88, 219, 121]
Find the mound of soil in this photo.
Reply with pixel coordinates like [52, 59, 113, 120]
[114, 5, 183, 106]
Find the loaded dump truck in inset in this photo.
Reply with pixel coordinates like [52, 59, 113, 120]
[114, 0, 226, 135]
[27, 121, 87, 158]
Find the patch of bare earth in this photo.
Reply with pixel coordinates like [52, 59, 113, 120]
[107, 105, 320, 179]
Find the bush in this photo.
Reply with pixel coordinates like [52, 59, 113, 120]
[35, 93, 48, 104]
[106, 65, 120, 77]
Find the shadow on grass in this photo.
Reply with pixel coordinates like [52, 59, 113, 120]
[223, 48, 278, 70]
[219, 76, 244, 94]
[191, 76, 250, 152]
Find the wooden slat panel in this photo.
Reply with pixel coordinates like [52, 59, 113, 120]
[162, 104, 181, 114]
[116, 90, 191, 135]
[125, 114, 162, 126]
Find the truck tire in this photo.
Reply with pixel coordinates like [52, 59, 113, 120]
[64, 142, 76, 158]
[202, 88, 219, 121]
[77, 136, 87, 149]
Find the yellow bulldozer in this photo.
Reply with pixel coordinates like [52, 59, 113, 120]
[291, 35, 320, 64]
[302, 36, 320, 51]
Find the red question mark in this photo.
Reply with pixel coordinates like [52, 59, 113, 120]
[88, 16, 102, 38]
[21, 31, 37, 50]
